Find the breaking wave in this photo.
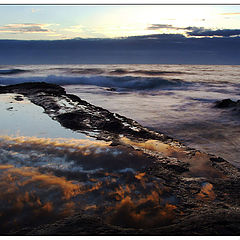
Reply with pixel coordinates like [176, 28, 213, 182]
[0, 75, 186, 90]
[0, 69, 29, 75]
[37, 67, 187, 76]
[109, 69, 187, 75]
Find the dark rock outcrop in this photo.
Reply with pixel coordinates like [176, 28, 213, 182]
[0, 82, 171, 142]
[1, 82, 240, 236]
[215, 98, 240, 109]
[106, 87, 117, 91]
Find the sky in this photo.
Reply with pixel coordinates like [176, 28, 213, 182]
[0, 5, 240, 40]
[0, 5, 240, 64]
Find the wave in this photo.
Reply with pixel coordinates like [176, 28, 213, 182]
[109, 69, 187, 76]
[0, 69, 29, 75]
[50, 67, 105, 75]
[0, 75, 186, 90]
[0, 67, 191, 79]
[69, 68, 105, 75]
[51, 67, 187, 76]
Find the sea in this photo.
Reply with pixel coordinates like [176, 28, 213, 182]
[1, 64, 240, 167]
[0, 64, 240, 232]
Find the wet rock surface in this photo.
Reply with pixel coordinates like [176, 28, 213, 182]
[0, 82, 170, 143]
[13, 95, 24, 101]
[105, 87, 117, 92]
[215, 98, 240, 111]
[1, 82, 240, 236]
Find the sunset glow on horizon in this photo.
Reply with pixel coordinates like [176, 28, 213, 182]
[0, 5, 240, 40]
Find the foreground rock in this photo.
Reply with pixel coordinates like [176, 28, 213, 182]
[0, 82, 170, 143]
[1, 82, 240, 236]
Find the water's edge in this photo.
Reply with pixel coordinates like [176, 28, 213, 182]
[1, 82, 240, 236]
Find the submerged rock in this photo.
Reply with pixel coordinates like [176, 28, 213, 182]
[106, 87, 117, 91]
[215, 98, 240, 108]
[6, 106, 13, 111]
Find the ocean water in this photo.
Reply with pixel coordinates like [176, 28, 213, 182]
[1, 64, 240, 168]
[1, 64, 240, 167]
[0, 64, 240, 232]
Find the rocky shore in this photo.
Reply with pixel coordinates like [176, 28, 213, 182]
[1, 82, 240, 236]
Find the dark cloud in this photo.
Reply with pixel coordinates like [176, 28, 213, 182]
[126, 33, 186, 40]
[0, 24, 50, 33]
[147, 24, 240, 38]
[148, 24, 240, 38]
[147, 24, 175, 30]
[147, 24, 187, 31]
[187, 27, 240, 37]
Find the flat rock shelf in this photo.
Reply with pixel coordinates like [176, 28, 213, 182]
[0, 82, 240, 236]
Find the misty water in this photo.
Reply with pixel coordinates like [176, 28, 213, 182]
[1, 64, 240, 167]
[0, 64, 240, 232]
[63, 64, 240, 168]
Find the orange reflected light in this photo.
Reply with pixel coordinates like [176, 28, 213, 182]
[197, 183, 216, 200]
[0, 135, 111, 155]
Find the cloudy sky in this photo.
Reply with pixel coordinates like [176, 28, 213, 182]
[0, 5, 240, 40]
[0, 5, 240, 64]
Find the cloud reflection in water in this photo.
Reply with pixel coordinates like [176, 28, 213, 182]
[0, 135, 177, 232]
